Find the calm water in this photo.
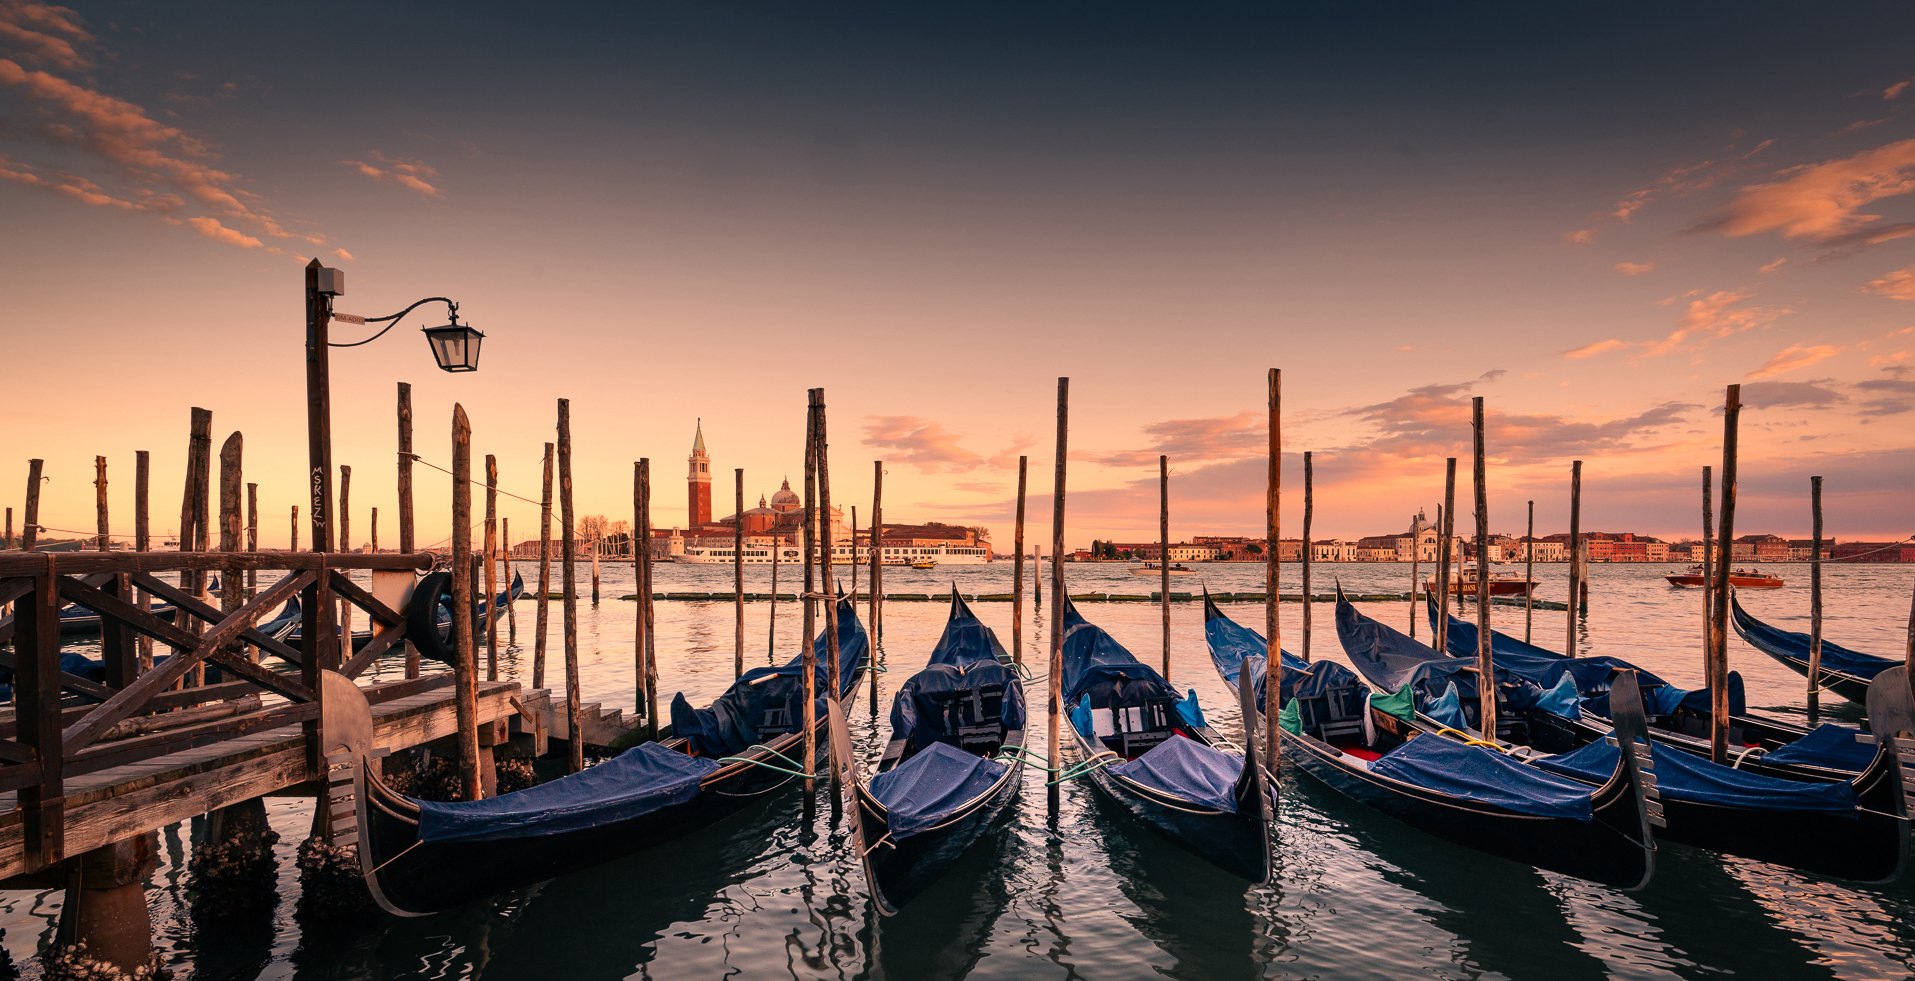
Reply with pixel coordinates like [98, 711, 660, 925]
[5, 562, 1913, 979]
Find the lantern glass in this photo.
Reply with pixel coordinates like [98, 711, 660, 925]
[422, 323, 484, 372]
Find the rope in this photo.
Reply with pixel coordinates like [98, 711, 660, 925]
[1048, 752, 1122, 786]
[716, 742, 819, 779]
[993, 745, 1057, 771]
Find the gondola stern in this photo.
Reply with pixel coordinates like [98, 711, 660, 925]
[1864, 665, 1915, 881]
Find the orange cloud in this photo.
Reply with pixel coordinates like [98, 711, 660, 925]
[1887, 79, 1912, 100]
[183, 216, 263, 249]
[0, 50, 330, 253]
[1748, 343, 1840, 379]
[0, 1, 94, 72]
[1642, 289, 1790, 357]
[1863, 264, 1915, 300]
[1564, 229, 1594, 245]
[340, 152, 443, 197]
[861, 416, 985, 471]
[1563, 338, 1628, 359]
[332, 247, 354, 261]
[1758, 257, 1788, 275]
[1090, 412, 1263, 468]
[1614, 261, 1655, 276]
[1700, 138, 1915, 245]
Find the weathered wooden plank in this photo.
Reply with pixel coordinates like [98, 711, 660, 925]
[126, 573, 304, 664]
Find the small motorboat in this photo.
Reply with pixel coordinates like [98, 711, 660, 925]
[1131, 561, 1195, 576]
[1666, 565, 1783, 589]
[910, 557, 938, 570]
[1427, 563, 1533, 597]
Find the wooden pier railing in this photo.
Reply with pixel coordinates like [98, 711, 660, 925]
[0, 549, 433, 874]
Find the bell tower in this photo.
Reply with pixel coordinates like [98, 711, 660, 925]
[687, 420, 712, 527]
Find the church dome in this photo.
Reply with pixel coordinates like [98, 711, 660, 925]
[769, 477, 800, 512]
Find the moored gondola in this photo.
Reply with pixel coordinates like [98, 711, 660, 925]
[1354, 593, 1909, 883]
[1730, 592, 1891, 706]
[1203, 588, 1660, 889]
[1060, 599, 1271, 883]
[1426, 592, 1874, 781]
[830, 589, 1026, 915]
[337, 596, 868, 915]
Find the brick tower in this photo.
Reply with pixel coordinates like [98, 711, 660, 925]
[687, 420, 712, 527]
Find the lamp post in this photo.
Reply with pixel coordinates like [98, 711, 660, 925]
[303, 258, 483, 665]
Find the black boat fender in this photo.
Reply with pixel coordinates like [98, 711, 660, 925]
[407, 571, 457, 665]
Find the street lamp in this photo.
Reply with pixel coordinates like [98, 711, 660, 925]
[302, 259, 482, 668]
[305, 258, 482, 554]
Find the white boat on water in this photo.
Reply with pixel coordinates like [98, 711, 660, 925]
[678, 541, 991, 566]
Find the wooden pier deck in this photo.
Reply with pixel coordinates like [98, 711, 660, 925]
[0, 677, 520, 880]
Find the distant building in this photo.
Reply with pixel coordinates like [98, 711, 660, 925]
[1732, 534, 1791, 562]
[1831, 541, 1915, 563]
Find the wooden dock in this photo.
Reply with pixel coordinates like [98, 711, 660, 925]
[0, 676, 519, 879]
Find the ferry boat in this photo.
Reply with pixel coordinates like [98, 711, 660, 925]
[678, 541, 991, 566]
[1666, 565, 1784, 589]
[877, 543, 990, 566]
[910, 557, 938, 570]
[1426, 563, 1534, 598]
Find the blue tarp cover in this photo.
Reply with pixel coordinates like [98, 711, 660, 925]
[1203, 597, 1310, 708]
[1762, 724, 1877, 772]
[1732, 596, 1895, 680]
[1175, 689, 1207, 730]
[868, 742, 1008, 839]
[890, 659, 1027, 752]
[1536, 673, 1581, 718]
[416, 742, 719, 845]
[1369, 733, 1596, 822]
[1433, 596, 1745, 716]
[890, 593, 1025, 752]
[1108, 735, 1241, 812]
[1337, 595, 1545, 719]
[671, 599, 869, 757]
[1535, 738, 1859, 815]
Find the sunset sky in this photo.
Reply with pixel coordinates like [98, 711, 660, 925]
[4, 3, 1914, 550]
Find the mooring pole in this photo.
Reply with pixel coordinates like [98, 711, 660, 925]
[769, 526, 781, 664]
[340, 463, 353, 652]
[501, 515, 515, 643]
[801, 397, 819, 814]
[451, 405, 483, 800]
[1409, 509, 1420, 640]
[814, 389, 843, 812]
[558, 399, 583, 773]
[397, 381, 419, 677]
[638, 459, 658, 737]
[1014, 455, 1027, 667]
[735, 467, 745, 680]
[1437, 460, 1456, 657]
[1808, 475, 1824, 724]
[1265, 368, 1282, 776]
[1160, 454, 1172, 679]
[135, 452, 152, 670]
[21, 459, 42, 550]
[1523, 499, 1534, 644]
[871, 460, 884, 647]
[1702, 465, 1715, 697]
[1048, 377, 1070, 817]
[869, 460, 882, 715]
[534, 443, 554, 690]
[94, 456, 109, 552]
[484, 455, 499, 681]
[1301, 451, 1313, 662]
[1566, 459, 1583, 658]
[1709, 387, 1741, 765]
[1473, 398, 1494, 736]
